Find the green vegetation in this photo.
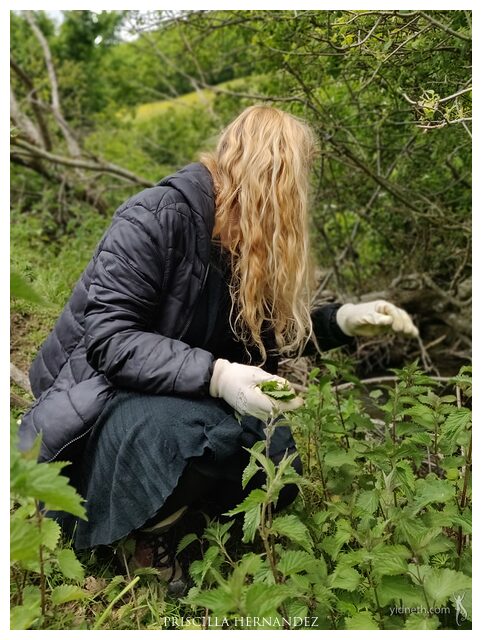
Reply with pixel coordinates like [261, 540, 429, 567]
[11, 360, 472, 629]
[10, 9, 471, 630]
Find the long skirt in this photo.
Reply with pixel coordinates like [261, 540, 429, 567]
[63, 390, 301, 550]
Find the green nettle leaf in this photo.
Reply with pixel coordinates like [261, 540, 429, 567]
[403, 405, 435, 428]
[423, 568, 472, 607]
[226, 488, 267, 515]
[377, 575, 425, 607]
[355, 489, 379, 514]
[237, 552, 263, 578]
[39, 517, 61, 551]
[57, 548, 85, 582]
[188, 546, 220, 586]
[51, 584, 89, 605]
[370, 544, 412, 579]
[244, 583, 291, 616]
[189, 586, 236, 613]
[321, 519, 353, 560]
[394, 460, 416, 496]
[257, 380, 297, 400]
[242, 506, 261, 544]
[270, 514, 312, 552]
[284, 599, 309, 623]
[439, 408, 472, 452]
[345, 611, 379, 630]
[12, 459, 87, 519]
[405, 614, 440, 630]
[328, 565, 361, 591]
[324, 449, 357, 468]
[10, 586, 41, 630]
[277, 549, 314, 576]
[241, 456, 260, 489]
[413, 477, 455, 508]
[10, 516, 42, 566]
[177, 532, 198, 554]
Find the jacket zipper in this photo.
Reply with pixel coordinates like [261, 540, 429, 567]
[178, 263, 210, 340]
[46, 426, 94, 463]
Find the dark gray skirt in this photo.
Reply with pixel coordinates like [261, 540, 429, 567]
[69, 390, 298, 550]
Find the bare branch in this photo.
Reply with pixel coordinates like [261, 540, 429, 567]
[10, 57, 52, 150]
[11, 138, 154, 187]
[10, 88, 44, 147]
[10, 363, 32, 396]
[25, 11, 82, 157]
[419, 10, 471, 42]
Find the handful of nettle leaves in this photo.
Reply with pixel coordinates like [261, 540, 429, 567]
[256, 379, 304, 416]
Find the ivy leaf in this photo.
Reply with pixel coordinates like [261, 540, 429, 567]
[57, 548, 85, 582]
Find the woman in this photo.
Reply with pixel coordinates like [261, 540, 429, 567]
[18, 105, 418, 594]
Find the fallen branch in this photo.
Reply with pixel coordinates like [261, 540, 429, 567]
[290, 374, 452, 394]
[10, 363, 33, 397]
[12, 138, 154, 187]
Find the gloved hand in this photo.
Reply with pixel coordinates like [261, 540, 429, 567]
[336, 300, 419, 338]
[209, 358, 304, 421]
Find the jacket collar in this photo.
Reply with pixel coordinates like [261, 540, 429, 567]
[157, 162, 215, 255]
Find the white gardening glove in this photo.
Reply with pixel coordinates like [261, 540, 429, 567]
[209, 358, 304, 421]
[336, 300, 419, 338]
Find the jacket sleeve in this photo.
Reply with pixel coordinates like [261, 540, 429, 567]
[84, 205, 215, 396]
[301, 303, 356, 357]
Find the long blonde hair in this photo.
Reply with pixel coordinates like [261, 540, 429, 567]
[199, 104, 320, 365]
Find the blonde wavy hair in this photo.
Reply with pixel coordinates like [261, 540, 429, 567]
[199, 104, 321, 365]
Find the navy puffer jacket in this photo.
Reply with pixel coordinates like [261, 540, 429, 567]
[18, 162, 353, 463]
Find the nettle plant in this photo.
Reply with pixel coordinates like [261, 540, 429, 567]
[181, 360, 472, 630]
[10, 425, 88, 630]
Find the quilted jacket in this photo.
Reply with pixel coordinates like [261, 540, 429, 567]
[17, 162, 353, 463]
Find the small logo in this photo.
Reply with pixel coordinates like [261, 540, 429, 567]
[453, 592, 468, 626]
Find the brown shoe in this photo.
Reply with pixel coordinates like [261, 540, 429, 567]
[128, 527, 187, 597]
[126, 506, 189, 597]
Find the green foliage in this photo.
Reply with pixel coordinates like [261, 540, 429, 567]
[257, 379, 297, 400]
[10, 422, 87, 629]
[10, 8, 471, 630]
[182, 361, 471, 629]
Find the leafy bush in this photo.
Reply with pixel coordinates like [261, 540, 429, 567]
[180, 361, 472, 630]
[10, 358, 471, 629]
[10, 426, 88, 630]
